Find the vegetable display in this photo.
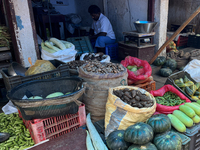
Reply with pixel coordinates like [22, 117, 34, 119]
[167, 114, 186, 133]
[126, 65, 143, 74]
[128, 142, 157, 150]
[173, 110, 193, 127]
[66, 60, 87, 69]
[42, 37, 73, 53]
[162, 59, 177, 71]
[155, 91, 185, 106]
[106, 130, 130, 150]
[159, 68, 172, 77]
[168, 102, 200, 133]
[106, 114, 182, 150]
[83, 53, 107, 61]
[153, 131, 182, 150]
[174, 75, 200, 101]
[82, 61, 125, 74]
[0, 113, 34, 149]
[124, 122, 154, 145]
[153, 56, 166, 66]
[113, 88, 154, 108]
[147, 114, 171, 134]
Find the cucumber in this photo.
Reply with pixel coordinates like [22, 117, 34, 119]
[192, 115, 200, 124]
[185, 103, 200, 116]
[179, 105, 196, 118]
[197, 100, 200, 105]
[192, 102, 200, 107]
[167, 114, 186, 132]
[173, 110, 193, 127]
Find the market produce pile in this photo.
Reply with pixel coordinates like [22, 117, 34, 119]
[113, 88, 154, 108]
[0, 26, 11, 47]
[41, 37, 73, 53]
[0, 113, 34, 149]
[66, 60, 87, 69]
[155, 91, 185, 106]
[83, 53, 107, 61]
[175, 75, 200, 101]
[168, 102, 200, 133]
[82, 61, 125, 74]
[106, 114, 182, 150]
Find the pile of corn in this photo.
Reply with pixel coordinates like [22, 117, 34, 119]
[0, 26, 11, 48]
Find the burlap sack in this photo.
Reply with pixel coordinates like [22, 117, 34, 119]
[167, 51, 190, 69]
[105, 86, 156, 138]
[79, 64, 128, 122]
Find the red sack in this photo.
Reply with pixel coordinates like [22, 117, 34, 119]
[121, 56, 152, 84]
[150, 85, 191, 114]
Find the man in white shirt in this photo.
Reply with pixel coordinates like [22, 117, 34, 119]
[88, 5, 116, 53]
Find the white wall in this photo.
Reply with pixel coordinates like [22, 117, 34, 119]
[106, 0, 148, 41]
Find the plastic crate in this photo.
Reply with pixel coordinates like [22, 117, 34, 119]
[172, 130, 191, 150]
[181, 123, 200, 150]
[21, 103, 86, 144]
[1, 60, 70, 91]
[165, 71, 197, 102]
[187, 35, 200, 48]
[67, 36, 93, 55]
[130, 80, 156, 92]
[105, 43, 118, 60]
[176, 36, 188, 47]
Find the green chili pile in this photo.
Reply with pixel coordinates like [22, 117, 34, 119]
[155, 91, 185, 106]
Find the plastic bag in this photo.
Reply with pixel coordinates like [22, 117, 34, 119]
[80, 53, 110, 63]
[25, 60, 56, 76]
[121, 56, 152, 84]
[150, 85, 191, 114]
[105, 86, 156, 138]
[2, 100, 18, 114]
[183, 59, 200, 82]
[41, 45, 77, 63]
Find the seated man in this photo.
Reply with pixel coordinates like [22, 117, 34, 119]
[88, 5, 116, 53]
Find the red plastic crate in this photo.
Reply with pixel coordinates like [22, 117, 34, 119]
[24, 103, 86, 144]
[176, 36, 188, 47]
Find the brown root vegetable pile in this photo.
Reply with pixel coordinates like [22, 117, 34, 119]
[82, 61, 125, 74]
[66, 60, 87, 69]
[113, 88, 154, 108]
[83, 53, 107, 61]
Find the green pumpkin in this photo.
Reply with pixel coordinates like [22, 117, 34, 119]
[128, 142, 157, 150]
[153, 131, 182, 150]
[160, 68, 172, 77]
[124, 122, 154, 145]
[162, 59, 177, 71]
[153, 56, 166, 66]
[147, 114, 171, 134]
[106, 130, 130, 150]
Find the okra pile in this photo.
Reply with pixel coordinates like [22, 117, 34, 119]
[0, 113, 34, 150]
[155, 91, 185, 106]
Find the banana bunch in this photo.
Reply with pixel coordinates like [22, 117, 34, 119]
[174, 75, 200, 101]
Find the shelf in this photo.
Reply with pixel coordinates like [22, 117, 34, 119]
[0, 47, 10, 52]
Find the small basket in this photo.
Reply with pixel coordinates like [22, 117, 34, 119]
[7, 77, 85, 120]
